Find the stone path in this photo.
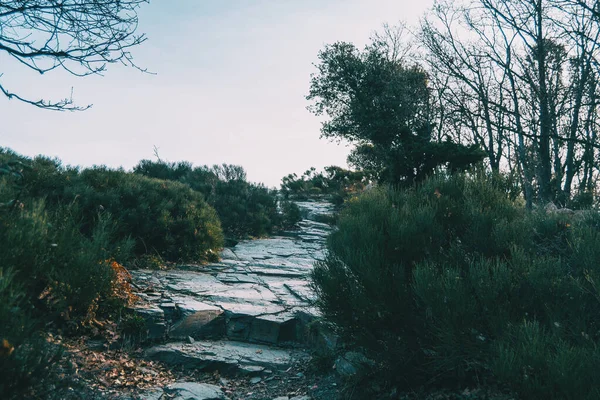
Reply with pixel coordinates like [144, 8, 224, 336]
[128, 201, 336, 400]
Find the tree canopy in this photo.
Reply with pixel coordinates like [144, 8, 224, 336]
[307, 34, 484, 185]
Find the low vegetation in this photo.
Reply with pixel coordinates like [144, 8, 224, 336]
[0, 157, 134, 398]
[134, 159, 301, 238]
[313, 173, 600, 399]
[0, 148, 300, 399]
[2, 150, 224, 263]
[281, 166, 370, 205]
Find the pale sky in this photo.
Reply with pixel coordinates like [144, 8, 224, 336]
[0, 0, 434, 187]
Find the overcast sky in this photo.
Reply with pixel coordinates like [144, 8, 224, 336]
[0, 0, 434, 187]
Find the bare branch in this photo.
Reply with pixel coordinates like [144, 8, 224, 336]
[0, 0, 149, 110]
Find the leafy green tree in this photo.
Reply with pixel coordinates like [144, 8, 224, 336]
[307, 36, 484, 185]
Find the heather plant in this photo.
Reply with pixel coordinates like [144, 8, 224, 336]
[71, 168, 223, 261]
[134, 159, 300, 238]
[0, 150, 212, 398]
[0, 269, 63, 399]
[280, 200, 302, 227]
[1, 150, 224, 263]
[280, 165, 370, 202]
[0, 197, 128, 398]
[313, 173, 600, 398]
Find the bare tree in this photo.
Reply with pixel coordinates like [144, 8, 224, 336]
[0, 0, 148, 111]
[421, 0, 600, 206]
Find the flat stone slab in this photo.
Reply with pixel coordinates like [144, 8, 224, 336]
[169, 298, 223, 339]
[130, 201, 331, 345]
[294, 201, 336, 221]
[145, 340, 294, 374]
[164, 382, 227, 400]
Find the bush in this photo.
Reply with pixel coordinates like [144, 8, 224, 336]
[280, 200, 302, 228]
[281, 165, 370, 201]
[70, 168, 223, 261]
[0, 268, 65, 399]
[0, 199, 126, 398]
[313, 173, 600, 398]
[3, 152, 224, 263]
[0, 149, 227, 397]
[135, 160, 299, 238]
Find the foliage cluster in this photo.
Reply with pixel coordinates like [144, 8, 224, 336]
[0, 148, 225, 397]
[0, 166, 133, 398]
[1, 149, 224, 263]
[307, 40, 485, 186]
[313, 173, 600, 399]
[134, 159, 301, 238]
[280, 166, 370, 204]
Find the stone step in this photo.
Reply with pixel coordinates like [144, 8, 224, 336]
[132, 298, 318, 346]
[145, 340, 300, 376]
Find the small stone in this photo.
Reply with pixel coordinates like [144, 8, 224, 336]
[138, 367, 158, 376]
[86, 339, 106, 351]
[187, 336, 195, 344]
[164, 382, 226, 400]
[250, 377, 262, 384]
[291, 396, 311, 400]
[296, 372, 305, 378]
[239, 365, 265, 376]
[273, 397, 289, 400]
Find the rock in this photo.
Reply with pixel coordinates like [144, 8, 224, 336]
[129, 200, 334, 351]
[160, 302, 178, 321]
[249, 376, 262, 384]
[163, 382, 226, 400]
[131, 304, 167, 340]
[216, 273, 261, 284]
[170, 298, 224, 339]
[132, 389, 164, 400]
[273, 397, 289, 400]
[239, 365, 265, 376]
[145, 340, 293, 374]
[221, 247, 238, 260]
[291, 396, 311, 400]
[187, 336, 195, 344]
[248, 314, 298, 344]
[334, 352, 374, 378]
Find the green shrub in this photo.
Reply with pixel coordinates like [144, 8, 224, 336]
[0, 268, 65, 399]
[281, 165, 370, 201]
[0, 149, 226, 398]
[313, 173, 600, 397]
[0, 198, 126, 398]
[134, 160, 291, 238]
[0, 200, 124, 316]
[3, 153, 224, 263]
[70, 168, 223, 261]
[210, 178, 279, 237]
[280, 200, 302, 228]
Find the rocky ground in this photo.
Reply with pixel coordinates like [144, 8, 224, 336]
[100, 200, 341, 400]
[55, 200, 515, 400]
